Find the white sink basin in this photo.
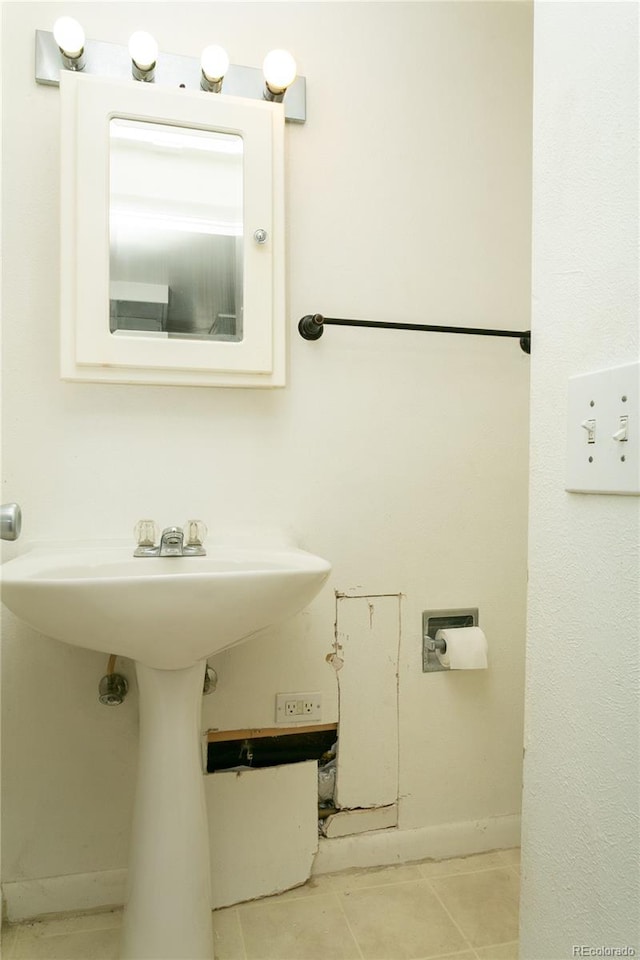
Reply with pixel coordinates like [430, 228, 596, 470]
[1, 543, 331, 669]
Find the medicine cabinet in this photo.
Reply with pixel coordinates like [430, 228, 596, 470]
[60, 72, 285, 386]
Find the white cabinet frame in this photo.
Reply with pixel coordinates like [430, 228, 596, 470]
[60, 73, 285, 387]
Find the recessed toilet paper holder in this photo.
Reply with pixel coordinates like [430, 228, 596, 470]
[422, 608, 479, 673]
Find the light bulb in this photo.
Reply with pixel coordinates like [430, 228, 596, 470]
[53, 16, 85, 58]
[262, 49, 297, 94]
[201, 45, 229, 83]
[128, 31, 158, 70]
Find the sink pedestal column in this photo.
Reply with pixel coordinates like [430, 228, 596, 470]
[121, 661, 213, 960]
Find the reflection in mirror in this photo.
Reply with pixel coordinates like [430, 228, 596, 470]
[109, 118, 243, 341]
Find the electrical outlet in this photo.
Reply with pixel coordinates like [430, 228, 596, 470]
[276, 692, 322, 723]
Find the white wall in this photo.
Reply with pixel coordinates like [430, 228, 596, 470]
[1, 1, 532, 902]
[522, 2, 640, 956]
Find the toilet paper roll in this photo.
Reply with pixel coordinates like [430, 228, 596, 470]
[435, 626, 488, 670]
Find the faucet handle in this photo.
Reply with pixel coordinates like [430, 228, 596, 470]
[185, 520, 207, 546]
[134, 519, 159, 547]
[1, 502, 22, 541]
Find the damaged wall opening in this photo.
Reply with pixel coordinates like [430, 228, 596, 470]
[206, 724, 339, 823]
[205, 592, 400, 841]
[206, 724, 337, 774]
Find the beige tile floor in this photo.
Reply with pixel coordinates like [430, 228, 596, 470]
[1, 849, 520, 960]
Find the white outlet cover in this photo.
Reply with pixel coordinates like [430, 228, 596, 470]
[566, 360, 640, 495]
[275, 692, 322, 723]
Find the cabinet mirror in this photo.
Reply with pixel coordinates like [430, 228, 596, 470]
[60, 73, 285, 386]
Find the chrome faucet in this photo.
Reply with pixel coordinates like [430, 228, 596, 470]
[159, 526, 184, 557]
[134, 520, 207, 557]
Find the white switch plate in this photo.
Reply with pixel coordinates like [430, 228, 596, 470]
[566, 361, 640, 495]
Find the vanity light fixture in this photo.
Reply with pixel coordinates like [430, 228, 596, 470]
[129, 30, 158, 82]
[200, 45, 230, 93]
[262, 49, 297, 102]
[35, 28, 307, 122]
[52, 16, 85, 71]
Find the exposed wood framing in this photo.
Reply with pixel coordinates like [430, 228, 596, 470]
[206, 722, 338, 743]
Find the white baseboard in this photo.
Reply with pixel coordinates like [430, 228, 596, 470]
[2, 814, 521, 922]
[2, 869, 127, 923]
[312, 813, 521, 875]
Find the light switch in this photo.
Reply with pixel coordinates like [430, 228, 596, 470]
[581, 418, 596, 443]
[566, 361, 639, 495]
[612, 416, 629, 442]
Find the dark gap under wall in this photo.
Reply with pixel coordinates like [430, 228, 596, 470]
[207, 728, 337, 773]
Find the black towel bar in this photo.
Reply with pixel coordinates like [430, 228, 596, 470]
[298, 314, 531, 354]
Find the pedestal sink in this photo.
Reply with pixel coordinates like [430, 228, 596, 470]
[1, 541, 331, 959]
